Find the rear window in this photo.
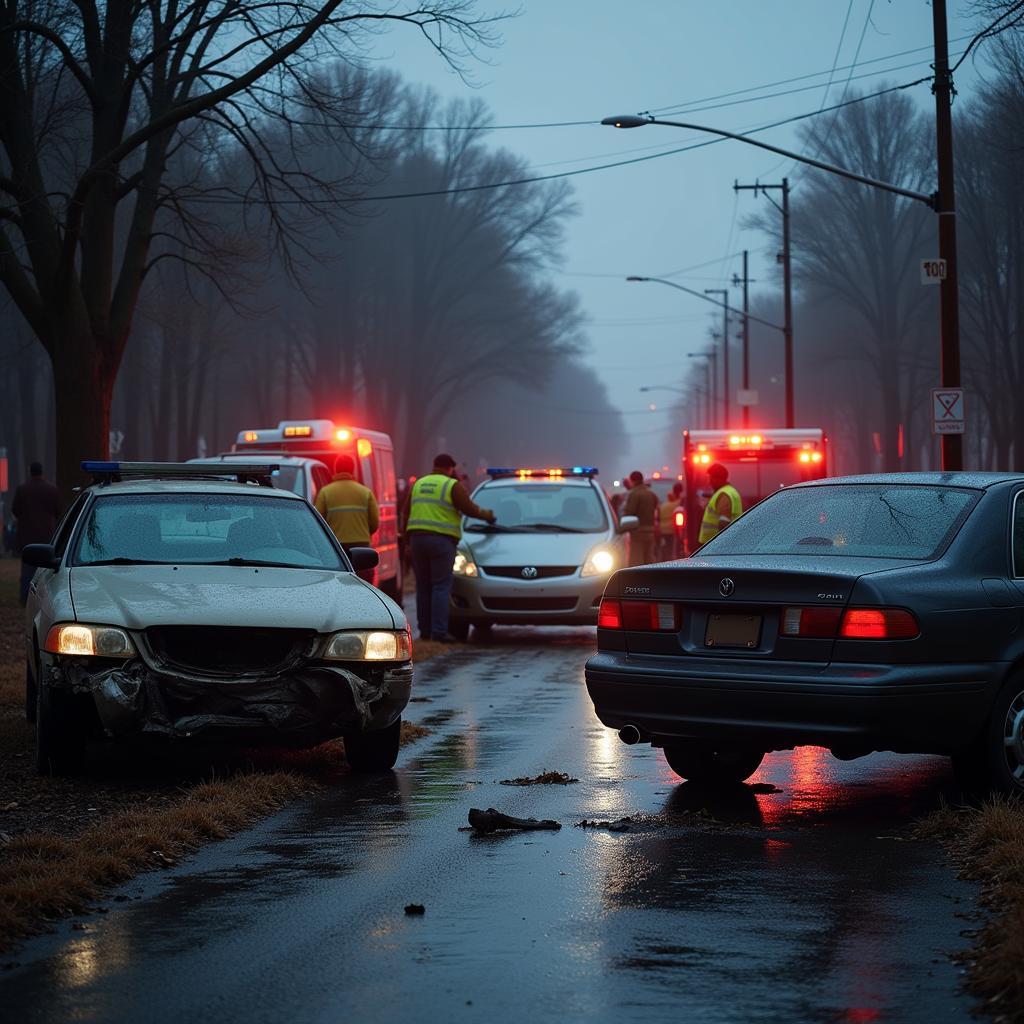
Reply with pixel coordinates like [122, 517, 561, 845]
[699, 484, 978, 560]
[73, 493, 344, 569]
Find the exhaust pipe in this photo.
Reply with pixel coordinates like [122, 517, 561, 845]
[618, 725, 642, 745]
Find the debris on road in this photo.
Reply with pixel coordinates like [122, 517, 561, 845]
[467, 808, 561, 833]
[404, 904, 426, 916]
[574, 817, 633, 832]
[499, 771, 579, 786]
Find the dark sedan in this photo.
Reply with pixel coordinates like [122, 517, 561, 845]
[585, 473, 1024, 795]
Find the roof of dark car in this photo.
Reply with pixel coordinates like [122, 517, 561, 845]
[798, 472, 1024, 490]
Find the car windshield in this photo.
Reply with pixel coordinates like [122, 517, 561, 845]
[467, 483, 608, 533]
[73, 493, 344, 569]
[699, 484, 978, 560]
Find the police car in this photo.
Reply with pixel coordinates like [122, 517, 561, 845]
[448, 467, 637, 638]
[21, 462, 412, 775]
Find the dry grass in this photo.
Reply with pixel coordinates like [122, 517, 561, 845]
[0, 770, 312, 950]
[915, 797, 1024, 1021]
[413, 638, 460, 663]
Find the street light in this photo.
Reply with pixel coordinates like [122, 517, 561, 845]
[603, 0, 964, 473]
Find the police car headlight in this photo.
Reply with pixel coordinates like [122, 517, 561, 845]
[323, 629, 412, 662]
[581, 547, 616, 577]
[453, 548, 478, 577]
[44, 623, 136, 658]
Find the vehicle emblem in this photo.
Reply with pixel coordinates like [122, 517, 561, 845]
[521, 566, 539, 579]
[719, 578, 735, 597]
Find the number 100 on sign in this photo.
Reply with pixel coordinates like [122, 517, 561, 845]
[920, 259, 947, 285]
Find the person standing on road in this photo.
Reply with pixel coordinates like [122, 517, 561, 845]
[658, 481, 683, 560]
[406, 453, 494, 642]
[315, 454, 379, 583]
[698, 463, 743, 546]
[12, 462, 61, 606]
[623, 470, 659, 566]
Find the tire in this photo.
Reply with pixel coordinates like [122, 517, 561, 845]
[448, 619, 470, 642]
[662, 742, 765, 785]
[35, 679, 87, 776]
[472, 621, 494, 638]
[985, 674, 1024, 797]
[343, 717, 402, 773]
[25, 658, 37, 723]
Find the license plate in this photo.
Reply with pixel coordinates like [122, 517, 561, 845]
[705, 614, 762, 649]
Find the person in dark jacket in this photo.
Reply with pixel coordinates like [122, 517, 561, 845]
[12, 462, 61, 605]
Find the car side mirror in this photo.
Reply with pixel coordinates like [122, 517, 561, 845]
[21, 543, 59, 569]
[347, 547, 379, 571]
[617, 515, 639, 534]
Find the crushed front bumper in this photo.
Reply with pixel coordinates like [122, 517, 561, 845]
[50, 657, 413, 746]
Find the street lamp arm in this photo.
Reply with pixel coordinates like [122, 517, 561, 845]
[603, 115, 936, 209]
[628, 275, 784, 333]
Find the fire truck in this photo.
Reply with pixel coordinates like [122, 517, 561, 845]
[231, 420, 402, 600]
[682, 428, 828, 553]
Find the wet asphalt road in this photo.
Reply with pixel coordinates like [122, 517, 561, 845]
[1, 628, 978, 1023]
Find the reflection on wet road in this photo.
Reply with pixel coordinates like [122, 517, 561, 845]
[1, 628, 976, 1023]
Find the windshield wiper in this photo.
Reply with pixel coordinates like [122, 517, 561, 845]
[84, 557, 174, 566]
[208, 557, 314, 569]
[519, 523, 588, 533]
[465, 523, 516, 533]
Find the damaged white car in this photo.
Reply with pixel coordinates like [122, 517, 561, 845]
[22, 462, 413, 775]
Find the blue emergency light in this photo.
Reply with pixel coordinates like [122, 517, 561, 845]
[486, 466, 598, 479]
[81, 461, 280, 486]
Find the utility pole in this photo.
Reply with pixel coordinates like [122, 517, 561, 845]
[732, 250, 751, 428]
[933, 0, 963, 471]
[705, 288, 730, 427]
[735, 179, 794, 428]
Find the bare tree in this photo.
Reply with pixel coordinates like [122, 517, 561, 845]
[0, 0, 502, 491]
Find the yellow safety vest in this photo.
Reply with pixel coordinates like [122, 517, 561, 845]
[315, 477, 376, 545]
[699, 484, 743, 545]
[407, 474, 461, 540]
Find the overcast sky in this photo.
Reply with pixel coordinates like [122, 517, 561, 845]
[373, 1, 982, 470]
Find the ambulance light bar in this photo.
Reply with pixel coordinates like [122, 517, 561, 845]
[487, 466, 598, 479]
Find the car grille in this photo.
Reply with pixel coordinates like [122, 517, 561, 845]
[481, 597, 578, 612]
[147, 626, 317, 674]
[481, 566, 578, 579]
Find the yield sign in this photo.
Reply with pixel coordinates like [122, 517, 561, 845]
[932, 388, 965, 435]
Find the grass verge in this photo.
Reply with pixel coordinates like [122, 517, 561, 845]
[915, 798, 1024, 1020]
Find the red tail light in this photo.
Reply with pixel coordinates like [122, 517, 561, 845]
[598, 598, 679, 631]
[598, 599, 622, 629]
[781, 606, 843, 638]
[839, 608, 919, 640]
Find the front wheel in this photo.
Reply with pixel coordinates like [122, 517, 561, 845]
[662, 742, 765, 785]
[25, 658, 37, 723]
[447, 619, 470, 642]
[36, 681, 87, 776]
[343, 717, 402, 773]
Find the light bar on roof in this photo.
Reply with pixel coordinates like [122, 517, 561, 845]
[486, 466, 598, 479]
[82, 461, 280, 482]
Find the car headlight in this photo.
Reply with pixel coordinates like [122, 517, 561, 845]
[581, 547, 616, 578]
[453, 548, 478, 577]
[44, 623, 136, 658]
[323, 629, 412, 661]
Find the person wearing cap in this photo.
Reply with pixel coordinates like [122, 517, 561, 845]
[406, 454, 495, 642]
[314, 454, 379, 582]
[698, 463, 743, 546]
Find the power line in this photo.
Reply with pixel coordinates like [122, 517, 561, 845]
[177, 78, 931, 208]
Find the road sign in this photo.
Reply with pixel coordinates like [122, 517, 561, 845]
[736, 388, 759, 407]
[921, 259, 947, 285]
[932, 388, 964, 434]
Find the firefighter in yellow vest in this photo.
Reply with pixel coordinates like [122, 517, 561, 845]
[315, 454, 379, 581]
[698, 463, 743, 546]
[406, 453, 494, 642]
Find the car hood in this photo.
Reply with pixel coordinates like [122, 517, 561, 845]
[69, 566, 395, 632]
[462, 530, 610, 568]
